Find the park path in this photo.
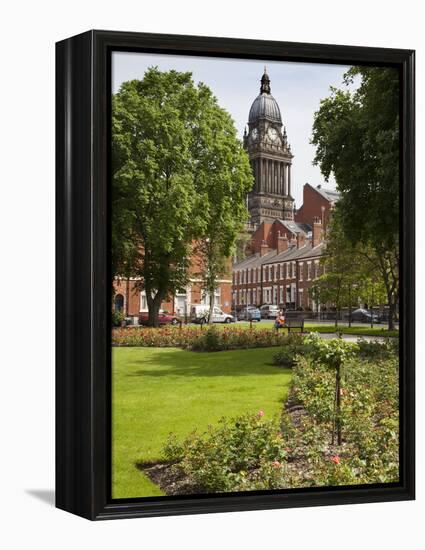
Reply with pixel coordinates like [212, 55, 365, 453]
[317, 333, 395, 342]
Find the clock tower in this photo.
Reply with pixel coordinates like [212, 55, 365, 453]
[243, 68, 294, 226]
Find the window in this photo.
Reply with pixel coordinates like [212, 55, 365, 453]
[114, 294, 124, 312]
[265, 267, 269, 282]
[292, 262, 296, 278]
[307, 262, 312, 280]
[277, 265, 280, 280]
[299, 262, 303, 281]
[282, 263, 286, 280]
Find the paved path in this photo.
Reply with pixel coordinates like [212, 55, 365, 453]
[317, 333, 396, 342]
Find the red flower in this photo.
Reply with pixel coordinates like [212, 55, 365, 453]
[272, 461, 281, 468]
[330, 455, 341, 465]
[257, 410, 264, 417]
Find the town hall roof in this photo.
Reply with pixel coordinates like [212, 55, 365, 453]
[248, 69, 282, 125]
[313, 185, 340, 204]
[233, 242, 325, 271]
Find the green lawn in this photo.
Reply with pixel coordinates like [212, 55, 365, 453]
[304, 324, 399, 337]
[234, 321, 398, 337]
[112, 346, 292, 498]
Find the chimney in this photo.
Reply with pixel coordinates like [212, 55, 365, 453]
[260, 240, 269, 257]
[296, 232, 306, 249]
[321, 205, 326, 226]
[277, 231, 288, 254]
[312, 216, 323, 247]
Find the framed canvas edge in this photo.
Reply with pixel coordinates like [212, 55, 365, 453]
[55, 30, 415, 521]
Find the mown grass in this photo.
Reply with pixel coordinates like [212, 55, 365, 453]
[112, 346, 292, 498]
[303, 324, 399, 337]
[233, 321, 398, 337]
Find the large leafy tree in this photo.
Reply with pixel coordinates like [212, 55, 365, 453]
[112, 68, 252, 325]
[311, 67, 399, 329]
[310, 213, 387, 327]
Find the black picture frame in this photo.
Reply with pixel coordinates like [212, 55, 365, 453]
[56, 30, 415, 521]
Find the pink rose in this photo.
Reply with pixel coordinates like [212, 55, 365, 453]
[257, 410, 264, 417]
[272, 461, 281, 468]
[330, 455, 341, 465]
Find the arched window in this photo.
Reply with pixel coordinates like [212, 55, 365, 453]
[114, 294, 124, 312]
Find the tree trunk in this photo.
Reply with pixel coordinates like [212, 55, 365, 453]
[208, 288, 215, 325]
[348, 285, 352, 328]
[146, 290, 163, 327]
[388, 298, 396, 331]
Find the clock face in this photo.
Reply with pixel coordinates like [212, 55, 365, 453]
[251, 128, 258, 140]
[267, 127, 278, 141]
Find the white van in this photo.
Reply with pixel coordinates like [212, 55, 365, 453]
[260, 304, 280, 319]
[191, 304, 235, 324]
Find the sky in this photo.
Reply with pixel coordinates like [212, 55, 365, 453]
[112, 52, 354, 207]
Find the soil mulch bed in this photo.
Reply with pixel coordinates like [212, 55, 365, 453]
[137, 461, 202, 496]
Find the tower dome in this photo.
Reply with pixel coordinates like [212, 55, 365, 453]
[248, 68, 282, 124]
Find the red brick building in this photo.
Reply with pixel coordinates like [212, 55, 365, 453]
[113, 258, 233, 318]
[232, 210, 329, 311]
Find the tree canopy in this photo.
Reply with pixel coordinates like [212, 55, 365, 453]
[311, 67, 399, 328]
[112, 68, 253, 325]
[312, 66, 399, 250]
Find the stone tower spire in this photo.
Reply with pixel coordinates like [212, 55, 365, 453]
[244, 69, 295, 226]
[260, 66, 271, 94]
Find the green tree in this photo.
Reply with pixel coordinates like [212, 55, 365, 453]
[311, 67, 399, 329]
[310, 213, 387, 327]
[193, 104, 253, 322]
[309, 215, 362, 327]
[112, 68, 252, 325]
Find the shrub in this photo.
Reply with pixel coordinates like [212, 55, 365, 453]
[163, 412, 290, 493]
[356, 338, 399, 361]
[191, 326, 223, 351]
[273, 337, 310, 368]
[287, 350, 399, 486]
[111, 309, 124, 327]
[112, 325, 302, 351]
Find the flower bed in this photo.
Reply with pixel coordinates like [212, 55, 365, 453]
[147, 337, 399, 494]
[112, 325, 302, 351]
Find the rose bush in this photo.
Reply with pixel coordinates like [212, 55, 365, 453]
[163, 412, 290, 493]
[112, 325, 303, 351]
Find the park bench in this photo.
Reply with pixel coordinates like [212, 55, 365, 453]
[275, 318, 305, 333]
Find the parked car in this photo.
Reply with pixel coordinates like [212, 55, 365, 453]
[349, 308, 381, 323]
[138, 311, 180, 326]
[259, 304, 280, 319]
[237, 307, 261, 322]
[191, 305, 235, 324]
